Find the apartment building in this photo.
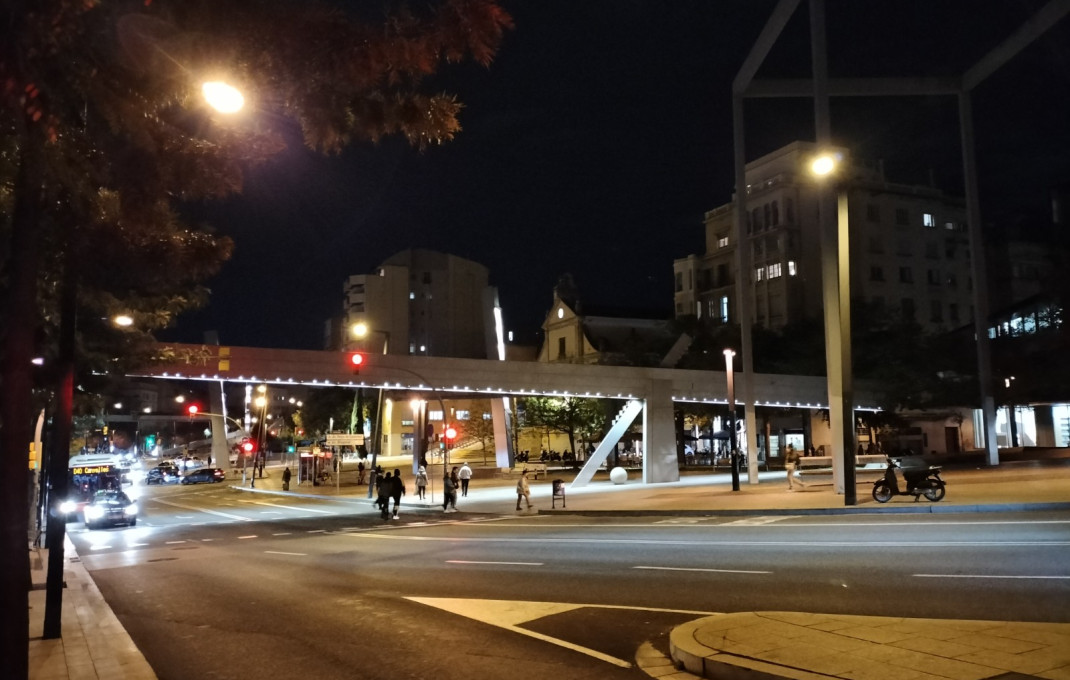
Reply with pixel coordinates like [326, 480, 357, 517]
[673, 141, 975, 332]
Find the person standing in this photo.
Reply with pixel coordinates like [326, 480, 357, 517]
[357, 461, 366, 485]
[784, 444, 800, 490]
[281, 466, 292, 491]
[390, 469, 405, 519]
[457, 462, 473, 497]
[415, 466, 428, 500]
[516, 469, 533, 511]
[442, 471, 458, 513]
[450, 466, 460, 494]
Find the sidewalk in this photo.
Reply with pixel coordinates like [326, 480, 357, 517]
[29, 460, 1070, 680]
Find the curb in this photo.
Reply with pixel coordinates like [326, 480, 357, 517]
[526, 501, 1070, 517]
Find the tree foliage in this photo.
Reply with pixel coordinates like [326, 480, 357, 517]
[520, 396, 607, 457]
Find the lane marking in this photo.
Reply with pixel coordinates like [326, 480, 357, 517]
[307, 529, 327, 534]
[721, 517, 794, 526]
[344, 533, 1070, 548]
[238, 499, 334, 515]
[152, 497, 253, 522]
[165, 540, 187, 545]
[272, 532, 292, 536]
[635, 565, 771, 575]
[468, 519, 1070, 529]
[265, 550, 307, 556]
[238, 535, 258, 540]
[914, 574, 1070, 580]
[446, 560, 544, 566]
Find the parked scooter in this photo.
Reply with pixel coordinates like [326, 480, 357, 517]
[871, 458, 946, 503]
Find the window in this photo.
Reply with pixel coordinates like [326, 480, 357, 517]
[927, 269, 941, 285]
[930, 300, 942, 323]
[897, 239, 912, 256]
[422, 272, 432, 284]
[870, 266, 885, 282]
[675, 272, 683, 292]
[717, 235, 729, 248]
[557, 337, 566, 359]
[763, 204, 771, 228]
[868, 236, 884, 254]
[925, 241, 939, 258]
[755, 267, 764, 282]
[409, 291, 415, 300]
[788, 260, 797, 276]
[455, 410, 470, 420]
[720, 296, 730, 323]
[944, 221, 956, 231]
[716, 263, 730, 287]
[899, 267, 913, 283]
[768, 263, 783, 278]
[901, 298, 915, 321]
[785, 198, 795, 224]
[771, 200, 780, 226]
[866, 204, 880, 222]
[707, 299, 717, 319]
[751, 208, 761, 230]
[923, 213, 936, 228]
[895, 208, 909, 226]
[947, 273, 958, 289]
[428, 410, 443, 422]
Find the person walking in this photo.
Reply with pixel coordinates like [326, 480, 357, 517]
[357, 461, 366, 485]
[415, 466, 428, 500]
[784, 444, 800, 491]
[442, 471, 458, 513]
[376, 472, 392, 519]
[390, 469, 405, 519]
[516, 469, 533, 511]
[281, 466, 292, 491]
[457, 462, 473, 497]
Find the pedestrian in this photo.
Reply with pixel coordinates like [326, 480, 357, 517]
[390, 469, 405, 519]
[784, 444, 800, 490]
[450, 466, 460, 493]
[458, 462, 473, 497]
[376, 471, 392, 519]
[516, 469, 533, 511]
[442, 471, 458, 513]
[357, 461, 366, 485]
[415, 466, 428, 500]
[282, 466, 292, 491]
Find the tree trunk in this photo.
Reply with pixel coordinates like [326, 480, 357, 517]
[0, 133, 45, 680]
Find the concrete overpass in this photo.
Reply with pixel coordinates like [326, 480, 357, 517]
[133, 343, 880, 485]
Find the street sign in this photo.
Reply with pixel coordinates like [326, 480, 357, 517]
[325, 433, 365, 446]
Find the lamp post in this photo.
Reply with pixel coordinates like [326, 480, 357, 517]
[253, 389, 268, 488]
[724, 349, 740, 492]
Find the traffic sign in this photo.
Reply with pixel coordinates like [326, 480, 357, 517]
[325, 433, 365, 446]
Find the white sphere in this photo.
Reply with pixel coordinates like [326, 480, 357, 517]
[609, 466, 628, 484]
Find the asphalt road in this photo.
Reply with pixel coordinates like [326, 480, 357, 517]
[67, 483, 1070, 680]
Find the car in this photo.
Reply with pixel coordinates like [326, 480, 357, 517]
[181, 467, 226, 485]
[145, 466, 180, 485]
[83, 490, 138, 530]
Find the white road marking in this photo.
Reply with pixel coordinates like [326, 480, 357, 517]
[127, 542, 149, 547]
[152, 498, 253, 522]
[721, 517, 794, 526]
[239, 499, 334, 514]
[165, 540, 187, 545]
[914, 573, 1070, 580]
[272, 532, 292, 536]
[89, 545, 111, 551]
[265, 551, 307, 556]
[447, 560, 544, 566]
[307, 529, 326, 533]
[238, 535, 258, 539]
[635, 565, 771, 575]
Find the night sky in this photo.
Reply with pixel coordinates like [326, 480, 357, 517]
[164, 1, 1070, 351]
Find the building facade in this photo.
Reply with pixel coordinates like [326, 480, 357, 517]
[673, 141, 975, 333]
[342, 249, 493, 359]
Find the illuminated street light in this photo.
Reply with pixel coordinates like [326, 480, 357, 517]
[113, 314, 134, 327]
[810, 152, 840, 177]
[202, 81, 244, 114]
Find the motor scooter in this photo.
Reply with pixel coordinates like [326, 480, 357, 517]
[871, 458, 946, 503]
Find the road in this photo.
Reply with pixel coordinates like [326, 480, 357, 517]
[67, 482, 1070, 680]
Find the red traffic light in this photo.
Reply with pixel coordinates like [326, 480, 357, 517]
[187, 404, 199, 416]
[348, 352, 365, 372]
[241, 438, 255, 454]
[444, 425, 458, 441]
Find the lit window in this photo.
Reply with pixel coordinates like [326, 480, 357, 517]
[923, 213, 935, 228]
[428, 410, 443, 421]
[755, 267, 764, 282]
[717, 236, 729, 248]
[456, 410, 470, 420]
[944, 222, 955, 231]
[409, 291, 415, 300]
[768, 263, 782, 278]
[419, 345, 427, 353]
[788, 261, 797, 276]
[720, 296, 730, 323]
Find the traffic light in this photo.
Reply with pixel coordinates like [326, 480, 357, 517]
[444, 425, 458, 444]
[348, 352, 365, 374]
[145, 433, 157, 450]
[187, 404, 199, 416]
[240, 438, 256, 455]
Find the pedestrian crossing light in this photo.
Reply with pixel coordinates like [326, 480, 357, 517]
[348, 352, 365, 374]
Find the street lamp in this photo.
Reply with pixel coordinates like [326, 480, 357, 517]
[351, 322, 392, 498]
[724, 349, 740, 492]
[202, 81, 244, 114]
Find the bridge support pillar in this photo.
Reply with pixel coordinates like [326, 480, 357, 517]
[643, 379, 680, 484]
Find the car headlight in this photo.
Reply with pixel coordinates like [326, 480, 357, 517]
[59, 500, 77, 514]
[85, 505, 105, 520]
[123, 504, 138, 516]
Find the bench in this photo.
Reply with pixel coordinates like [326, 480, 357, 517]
[508, 463, 548, 479]
[792, 455, 887, 488]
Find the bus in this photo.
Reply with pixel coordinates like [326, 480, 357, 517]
[58, 453, 128, 520]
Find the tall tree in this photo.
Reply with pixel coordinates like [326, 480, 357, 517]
[521, 396, 607, 459]
[0, 1, 511, 675]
